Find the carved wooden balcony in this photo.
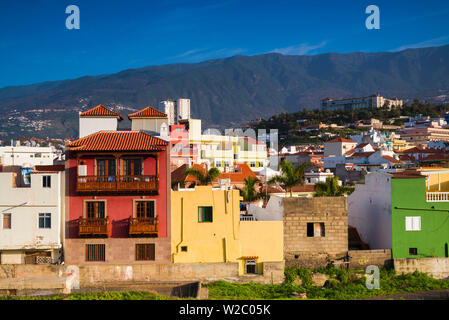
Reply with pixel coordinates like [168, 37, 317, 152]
[76, 175, 158, 194]
[129, 217, 158, 237]
[79, 217, 109, 237]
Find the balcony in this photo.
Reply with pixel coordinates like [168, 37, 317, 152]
[129, 217, 158, 237]
[79, 217, 109, 237]
[76, 175, 158, 194]
[426, 192, 449, 202]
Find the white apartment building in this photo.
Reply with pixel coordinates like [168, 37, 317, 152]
[0, 146, 61, 167]
[0, 168, 65, 264]
[322, 94, 403, 111]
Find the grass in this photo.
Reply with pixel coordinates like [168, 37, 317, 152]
[206, 266, 449, 300]
[2, 267, 448, 300]
[0, 291, 172, 300]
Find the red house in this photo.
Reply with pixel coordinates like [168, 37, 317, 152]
[65, 106, 171, 264]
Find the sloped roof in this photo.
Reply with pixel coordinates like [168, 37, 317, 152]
[80, 104, 123, 120]
[382, 155, 401, 164]
[68, 130, 168, 152]
[128, 106, 167, 119]
[184, 163, 257, 184]
[326, 138, 357, 143]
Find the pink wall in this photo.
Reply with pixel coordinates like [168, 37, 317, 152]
[67, 149, 168, 239]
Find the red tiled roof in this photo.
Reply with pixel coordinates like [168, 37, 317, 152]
[392, 172, 425, 179]
[382, 155, 401, 164]
[80, 104, 123, 120]
[128, 106, 167, 119]
[68, 131, 168, 152]
[348, 152, 375, 158]
[184, 163, 257, 184]
[399, 155, 415, 161]
[219, 163, 257, 183]
[290, 184, 316, 192]
[326, 138, 357, 143]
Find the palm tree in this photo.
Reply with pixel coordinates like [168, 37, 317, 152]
[241, 176, 260, 202]
[314, 176, 354, 197]
[267, 160, 311, 197]
[184, 166, 221, 186]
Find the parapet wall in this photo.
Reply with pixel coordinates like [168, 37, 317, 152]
[394, 258, 449, 280]
[0, 261, 285, 289]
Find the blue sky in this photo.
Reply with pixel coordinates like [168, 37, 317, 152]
[0, 0, 448, 88]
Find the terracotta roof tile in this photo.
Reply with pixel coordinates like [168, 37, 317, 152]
[68, 130, 168, 152]
[80, 104, 123, 120]
[219, 163, 257, 183]
[128, 106, 167, 119]
[382, 155, 401, 164]
[326, 138, 357, 143]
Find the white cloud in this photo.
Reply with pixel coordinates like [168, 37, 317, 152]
[391, 35, 449, 52]
[168, 48, 246, 62]
[272, 41, 328, 55]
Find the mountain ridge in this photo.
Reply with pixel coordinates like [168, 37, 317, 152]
[0, 45, 448, 136]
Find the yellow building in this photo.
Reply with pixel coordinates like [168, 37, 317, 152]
[171, 186, 284, 275]
[418, 167, 449, 192]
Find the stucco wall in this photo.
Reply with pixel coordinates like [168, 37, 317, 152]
[171, 187, 284, 275]
[0, 172, 64, 256]
[391, 177, 449, 258]
[79, 117, 118, 138]
[348, 172, 392, 249]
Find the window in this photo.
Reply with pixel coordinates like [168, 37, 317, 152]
[38, 213, 51, 229]
[198, 206, 213, 222]
[405, 216, 421, 231]
[245, 259, 257, 274]
[409, 248, 418, 255]
[43, 175, 51, 188]
[135, 244, 155, 261]
[307, 222, 325, 237]
[215, 161, 221, 167]
[85, 244, 105, 262]
[135, 201, 155, 219]
[123, 158, 142, 176]
[3, 214, 11, 229]
[97, 158, 116, 177]
[86, 201, 105, 218]
[250, 162, 256, 167]
[181, 246, 188, 252]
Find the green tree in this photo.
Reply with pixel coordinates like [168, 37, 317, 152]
[267, 160, 311, 197]
[241, 176, 260, 202]
[184, 167, 220, 186]
[314, 177, 354, 197]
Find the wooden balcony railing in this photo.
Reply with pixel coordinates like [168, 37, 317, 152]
[79, 217, 109, 237]
[129, 217, 158, 237]
[76, 175, 158, 193]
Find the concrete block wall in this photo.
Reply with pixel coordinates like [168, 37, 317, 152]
[348, 249, 392, 269]
[394, 258, 449, 280]
[283, 197, 348, 267]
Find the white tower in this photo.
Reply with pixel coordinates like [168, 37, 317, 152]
[161, 100, 176, 125]
[177, 98, 190, 122]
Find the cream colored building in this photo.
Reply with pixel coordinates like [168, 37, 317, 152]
[0, 169, 65, 264]
[182, 118, 268, 172]
[0, 146, 60, 167]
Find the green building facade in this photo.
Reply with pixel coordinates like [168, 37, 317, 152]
[391, 176, 449, 258]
